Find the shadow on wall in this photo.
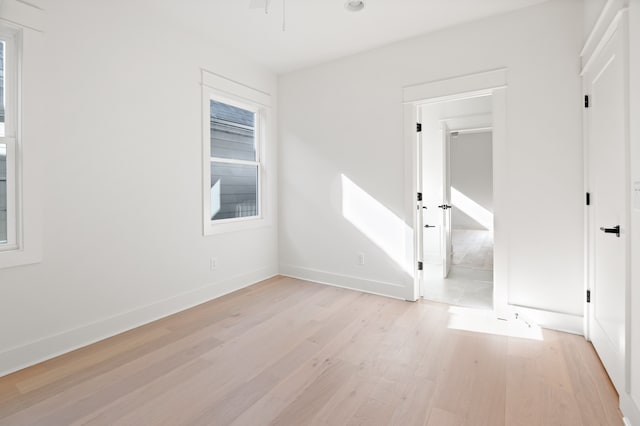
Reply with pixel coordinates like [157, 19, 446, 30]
[341, 174, 413, 277]
[451, 187, 493, 231]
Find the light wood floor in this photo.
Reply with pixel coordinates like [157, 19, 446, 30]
[0, 276, 622, 425]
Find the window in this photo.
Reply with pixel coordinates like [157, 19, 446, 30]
[0, 31, 17, 250]
[0, 16, 43, 269]
[202, 71, 271, 235]
[209, 99, 260, 221]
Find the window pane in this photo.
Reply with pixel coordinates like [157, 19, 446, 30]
[210, 100, 256, 161]
[210, 162, 258, 221]
[0, 143, 7, 244]
[0, 41, 5, 137]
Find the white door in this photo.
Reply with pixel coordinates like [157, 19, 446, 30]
[585, 21, 628, 392]
[441, 124, 453, 278]
[420, 107, 446, 296]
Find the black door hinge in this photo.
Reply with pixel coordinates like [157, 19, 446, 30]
[586, 192, 591, 206]
[417, 192, 422, 202]
[584, 95, 590, 108]
[417, 261, 423, 271]
[416, 123, 422, 132]
[587, 290, 591, 303]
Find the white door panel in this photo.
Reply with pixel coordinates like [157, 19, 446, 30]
[422, 115, 443, 265]
[586, 23, 628, 393]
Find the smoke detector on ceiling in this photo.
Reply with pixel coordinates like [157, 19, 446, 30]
[344, 0, 365, 12]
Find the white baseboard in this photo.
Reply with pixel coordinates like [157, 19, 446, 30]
[279, 264, 409, 301]
[621, 392, 640, 426]
[0, 266, 278, 378]
[509, 304, 584, 335]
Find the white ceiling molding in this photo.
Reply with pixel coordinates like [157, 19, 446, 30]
[201, 69, 272, 108]
[0, 0, 44, 32]
[442, 113, 493, 132]
[15, 0, 44, 9]
[402, 68, 507, 104]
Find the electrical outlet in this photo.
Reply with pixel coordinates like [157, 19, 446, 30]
[210, 257, 218, 271]
[357, 253, 365, 266]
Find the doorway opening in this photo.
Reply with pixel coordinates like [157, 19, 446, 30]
[403, 69, 507, 315]
[419, 95, 494, 310]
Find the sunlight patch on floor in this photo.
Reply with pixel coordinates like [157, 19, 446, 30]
[447, 305, 544, 341]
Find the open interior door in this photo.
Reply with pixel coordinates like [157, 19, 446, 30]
[585, 18, 628, 393]
[440, 123, 453, 278]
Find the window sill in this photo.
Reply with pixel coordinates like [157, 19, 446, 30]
[204, 216, 271, 236]
[0, 245, 41, 270]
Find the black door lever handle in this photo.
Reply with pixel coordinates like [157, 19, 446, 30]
[424, 224, 435, 228]
[599, 225, 620, 237]
[438, 204, 452, 210]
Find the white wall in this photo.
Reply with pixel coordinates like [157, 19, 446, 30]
[451, 132, 493, 230]
[0, 0, 278, 376]
[279, 0, 584, 315]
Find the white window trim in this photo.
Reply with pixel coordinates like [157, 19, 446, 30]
[0, 22, 41, 270]
[0, 25, 20, 253]
[201, 70, 272, 235]
[208, 93, 263, 225]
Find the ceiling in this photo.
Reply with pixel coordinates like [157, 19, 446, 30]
[150, 0, 550, 74]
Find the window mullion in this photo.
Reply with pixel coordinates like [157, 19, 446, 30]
[210, 157, 259, 167]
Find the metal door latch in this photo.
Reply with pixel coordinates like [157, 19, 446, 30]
[599, 225, 620, 237]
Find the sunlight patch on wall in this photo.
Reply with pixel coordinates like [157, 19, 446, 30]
[341, 174, 413, 276]
[451, 187, 493, 230]
[447, 306, 544, 341]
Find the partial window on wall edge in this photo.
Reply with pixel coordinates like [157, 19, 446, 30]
[0, 29, 17, 251]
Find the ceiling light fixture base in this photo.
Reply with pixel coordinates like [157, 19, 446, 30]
[344, 0, 365, 12]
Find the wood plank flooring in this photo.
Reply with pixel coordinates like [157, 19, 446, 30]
[0, 276, 622, 425]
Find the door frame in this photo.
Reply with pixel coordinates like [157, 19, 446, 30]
[402, 69, 508, 318]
